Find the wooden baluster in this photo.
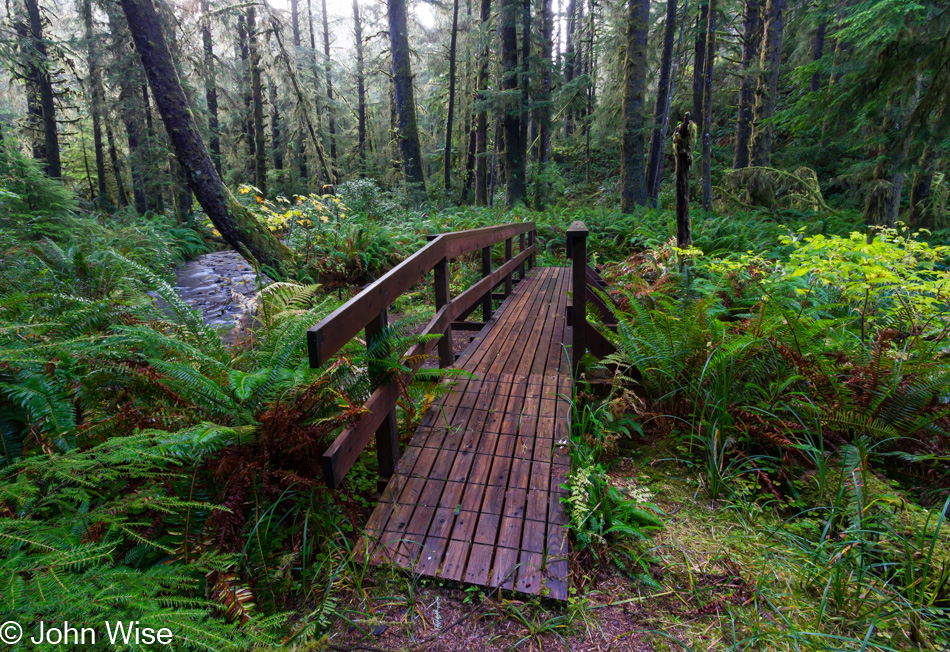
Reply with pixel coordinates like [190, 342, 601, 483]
[567, 221, 588, 377]
[365, 309, 400, 492]
[481, 245, 492, 321]
[434, 257, 453, 368]
[504, 237, 513, 295]
[518, 232, 526, 279]
[528, 230, 536, 269]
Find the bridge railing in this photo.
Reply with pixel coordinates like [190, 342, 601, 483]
[308, 221, 537, 490]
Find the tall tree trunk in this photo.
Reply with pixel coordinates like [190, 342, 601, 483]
[270, 78, 283, 173]
[534, 0, 553, 205]
[269, 13, 336, 186]
[564, 0, 585, 137]
[700, 0, 717, 211]
[105, 122, 128, 207]
[238, 13, 256, 179]
[474, 0, 491, 205]
[200, 0, 221, 176]
[562, 0, 579, 137]
[749, 0, 784, 167]
[290, 0, 308, 182]
[691, 1, 707, 127]
[248, 7, 268, 195]
[809, 19, 826, 93]
[118, 0, 294, 274]
[732, 0, 760, 169]
[353, 0, 367, 170]
[520, 0, 531, 169]
[388, 0, 427, 196]
[81, 0, 107, 199]
[13, 16, 45, 168]
[321, 0, 338, 171]
[500, 0, 525, 206]
[444, 0, 460, 195]
[141, 84, 165, 214]
[619, 0, 649, 212]
[646, 0, 678, 205]
[673, 115, 694, 246]
[23, 0, 61, 178]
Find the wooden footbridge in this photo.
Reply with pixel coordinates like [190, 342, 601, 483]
[307, 221, 614, 601]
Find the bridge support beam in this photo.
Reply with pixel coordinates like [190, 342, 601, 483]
[434, 257, 453, 368]
[567, 221, 588, 377]
[366, 309, 400, 492]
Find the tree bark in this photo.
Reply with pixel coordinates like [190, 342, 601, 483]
[141, 83, 165, 215]
[290, 0, 309, 182]
[270, 77, 284, 173]
[673, 115, 694, 247]
[562, 0, 580, 137]
[646, 0, 678, 205]
[321, 0, 338, 171]
[809, 19, 826, 93]
[749, 0, 784, 167]
[500, 0, 525, 206]
[200, 0, 221, 176]
[248, 7, 268, 195]
[81, 0, 108, 199]
[732, 0, 760, 169]
[238, 13, 256, 180]
[105, 122, 128, 207]
[619, 0, 650, 212]
[23, 0, 61, 178]
[691, 1, 708, 127]
[388, 0, 427, 196]
[474, 0, 491, 205]
[118, 0, 294, 274]
[534, 0, 553, 206]
[444, 0, 460, 195]
[353, 0, 367, 170]
[700, 0, 717, 211]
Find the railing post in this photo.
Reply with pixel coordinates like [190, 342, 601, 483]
[518, 232, 527, 279]
[433, 257, 453, 368]
[567, 221, 588, 377]
[504, 238, 513, 295]
[528, 230, 536, 269]
[481, 245, 492, 321]
[365, 309, 400, 492]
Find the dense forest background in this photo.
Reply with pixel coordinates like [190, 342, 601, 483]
[1, 0, 946, 229]
[0, 0, 949, 649]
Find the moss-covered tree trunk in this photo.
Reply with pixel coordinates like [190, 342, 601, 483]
[353, 0, 367, 170]
[646, 0, 678, 206]
[388, 0, 427, 196]
[474, 0, 491, 205]
[500, 0, 525, 206]
[290, 0, 309, 183]
[321, 0, 338, 171]
[619, 0, 649, 213]
[105, 123, 128, 207]
[24, 0, 61, 178]
[732, 0, 760, 169]
[691, 1, 708, 127]
[749, 0, 784, 167]
[700, 0, 717, 211]
[674, 115, 694, 247]
[118, 0, 294, 276]
[81, 0, 107, 199]
[534, 0, 554, 206]
[248, 7, 268, 196]
[200, 0, 221, 176]
[444, 0, 460, 195]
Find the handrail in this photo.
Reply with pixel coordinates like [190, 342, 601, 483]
[307, 221, 535, 368]
[310, 221, 537, 490]
[566, 221, 589, 376]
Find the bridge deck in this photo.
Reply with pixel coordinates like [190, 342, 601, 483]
[361, 266, 572, 600]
